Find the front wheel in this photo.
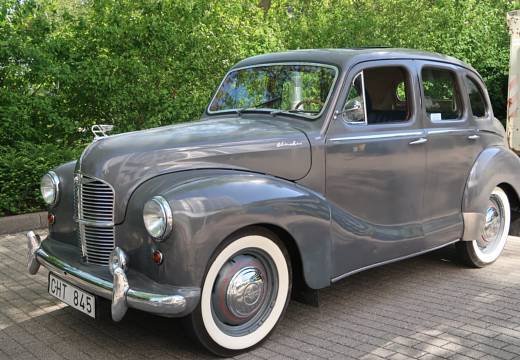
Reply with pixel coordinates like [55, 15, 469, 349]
[458, 187, 510, 267]
[185, 229, 292, 357]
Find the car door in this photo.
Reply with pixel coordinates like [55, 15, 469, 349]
[417, 61, 485, 245]
[325, 60, 428, 278]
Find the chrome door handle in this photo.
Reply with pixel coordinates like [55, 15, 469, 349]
[409, 137, 428, 145]
[468, 134, 480, 140]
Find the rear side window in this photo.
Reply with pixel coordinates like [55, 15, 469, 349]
[421, 68, 462, 121]
[464, 76, 487, 118]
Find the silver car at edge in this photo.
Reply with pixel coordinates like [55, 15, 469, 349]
[27, 48, 520, 356]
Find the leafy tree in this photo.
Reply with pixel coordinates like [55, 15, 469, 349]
[0, 0, 517, 215]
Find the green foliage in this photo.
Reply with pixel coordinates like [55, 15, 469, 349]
[0, 0, 518, 215]
[0, 143, 80, 215]
[269, 0, 517, 120]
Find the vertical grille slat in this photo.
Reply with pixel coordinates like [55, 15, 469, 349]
[74, 174, 115, 266]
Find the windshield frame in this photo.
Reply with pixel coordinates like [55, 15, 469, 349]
[206, 62, 340, 120]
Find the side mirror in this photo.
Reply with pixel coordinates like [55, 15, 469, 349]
[341, 98, 365, 124]
[344, 99, 362, 113]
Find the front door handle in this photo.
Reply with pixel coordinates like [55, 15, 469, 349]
[468, 134, 480, 140]
[409, 137, 428, 145]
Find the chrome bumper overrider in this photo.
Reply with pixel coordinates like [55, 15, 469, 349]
[26, 231, 200, 321]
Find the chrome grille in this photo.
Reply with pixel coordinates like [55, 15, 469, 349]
[74, 174, 115, 266]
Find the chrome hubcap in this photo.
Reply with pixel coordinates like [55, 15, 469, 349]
[211, 250, 277, 335]
[477, 195, 505, 252]
[483, 207, 500, 242]
[226, 266, 265, 318]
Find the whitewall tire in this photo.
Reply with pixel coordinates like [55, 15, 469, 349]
[458, 187, 510, 267]
[185, 228, 292, 357]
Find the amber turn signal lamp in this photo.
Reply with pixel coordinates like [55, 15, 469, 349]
[48, 213, 55, 225]
[152, 250, 163, 265]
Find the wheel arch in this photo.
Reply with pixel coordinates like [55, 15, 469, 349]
[462, 146, 520, 240]
[250, 223, 305, 295]
[199, 223, 306, 298]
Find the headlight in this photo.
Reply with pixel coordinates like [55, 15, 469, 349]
[40, 171, 60, 206]
[143, 196, 172, 240]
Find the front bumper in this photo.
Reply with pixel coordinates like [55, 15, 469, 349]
[26, 231, 200, 321]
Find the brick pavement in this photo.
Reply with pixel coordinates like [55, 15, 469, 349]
[0, 231, 519, 360]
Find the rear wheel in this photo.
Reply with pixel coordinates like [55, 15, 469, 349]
[185, 228, 292, 357]
[458, 187, 510, 267]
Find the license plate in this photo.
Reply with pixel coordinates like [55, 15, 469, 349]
[48, 273, 96, 318]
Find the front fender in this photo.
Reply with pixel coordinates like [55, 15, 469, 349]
[462, 146, 520, 240]
[118, 170, 332, 290]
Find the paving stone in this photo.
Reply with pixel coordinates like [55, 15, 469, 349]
[0, 231, 519, 359]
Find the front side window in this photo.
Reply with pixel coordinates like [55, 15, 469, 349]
[208, 64, 337, 118]
[421, 67, 462, 121]
[464, 76, 488, 118]
[343, 66, 412, 125]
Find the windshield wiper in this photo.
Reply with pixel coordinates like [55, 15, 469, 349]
[234, 97, 282, 116]
[254, 96, 281, 108]
[230, 107, 318, 119]
[235, 107, 272, 116]
[269, 109, 319, 117]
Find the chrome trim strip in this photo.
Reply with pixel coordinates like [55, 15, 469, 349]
[360, 71, 368, 125]
[331, 239, 460, 283]
[426, 128, 475, 135]
[429, 118, 466, 124]
[206, 62, 340, 119]
[77, 140, 95, 174]
[342, 71, 368, 126]
[76, 219, 115, 227]
[329, 130, 424, 143]
[478, 129, 502, 136]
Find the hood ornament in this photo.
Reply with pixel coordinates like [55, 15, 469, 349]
[91, 124, 114, 140]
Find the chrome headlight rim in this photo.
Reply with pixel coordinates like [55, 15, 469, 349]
[40, 171, 60, 206]
[143, 196, 173, 241]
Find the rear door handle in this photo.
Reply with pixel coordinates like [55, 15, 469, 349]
[468, 134, 480, 140]
[409, 137, 428, 145]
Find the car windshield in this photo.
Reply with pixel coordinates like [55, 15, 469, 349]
[208, 64, 337, 118]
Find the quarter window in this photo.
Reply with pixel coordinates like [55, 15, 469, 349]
[464, 76, 487, 118]
[421, 68, 462, 121]
[343, 66, 412, 125]
[343, 73, 366, 124]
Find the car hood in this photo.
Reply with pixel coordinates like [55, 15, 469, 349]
[77, 117, 311, 223]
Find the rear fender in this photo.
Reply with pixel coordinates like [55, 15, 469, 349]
[462, 146, 520, 240]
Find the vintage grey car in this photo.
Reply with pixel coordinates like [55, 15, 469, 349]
[27, 48, 520, 356]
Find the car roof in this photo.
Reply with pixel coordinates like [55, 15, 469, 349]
[232, 48, 476, 73]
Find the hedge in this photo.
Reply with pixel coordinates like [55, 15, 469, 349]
[1, 0, 518, 216]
